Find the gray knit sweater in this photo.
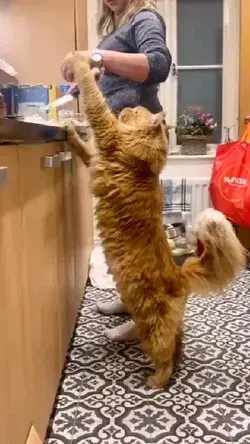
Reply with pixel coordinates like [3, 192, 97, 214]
[97, 8, 172, 114]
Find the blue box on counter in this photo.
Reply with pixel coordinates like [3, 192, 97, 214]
[13, 84, 52, 116]
[58, 85, 71, 95]
[0, 84, 16, 115]
[0, 84, 72, 117]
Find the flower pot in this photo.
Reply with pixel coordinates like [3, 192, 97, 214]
[179, 135, 209, 155]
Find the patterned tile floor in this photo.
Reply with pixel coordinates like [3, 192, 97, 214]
[45, 271, 250, 444]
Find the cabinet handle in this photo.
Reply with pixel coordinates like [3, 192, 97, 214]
[40, 154, 61, 169]
[0, 167, 8, 187]
[59, 151, 72, 162]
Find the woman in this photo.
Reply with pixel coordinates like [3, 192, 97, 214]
[61, 0, 172, 341]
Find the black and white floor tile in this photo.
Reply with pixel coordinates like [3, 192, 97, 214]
[45, 272, 250, 444]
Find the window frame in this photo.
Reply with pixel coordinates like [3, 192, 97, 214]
[158, 0, 240, 153]
[87, 0, 99, 49]
[87, 0, 240, 153]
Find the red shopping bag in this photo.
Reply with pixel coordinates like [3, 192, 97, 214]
[210, 123, 250, 228]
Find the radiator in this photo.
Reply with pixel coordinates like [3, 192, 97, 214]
[189, 177, 212, 227]
[160, 177, 212, 228]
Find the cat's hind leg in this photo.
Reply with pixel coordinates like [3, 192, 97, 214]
[173, 327, 184, 371]
[147, 327, 183, 389]
[139, 319, 181, 389]
[147, 341, 176, 390]
[147, 361, 174, 390]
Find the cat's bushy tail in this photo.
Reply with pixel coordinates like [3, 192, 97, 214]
[181, 208, 246, 295]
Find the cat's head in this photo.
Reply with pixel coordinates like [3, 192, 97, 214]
[118, 107, 168, 174]
[118, 106, 164, 128]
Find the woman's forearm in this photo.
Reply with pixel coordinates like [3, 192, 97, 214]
[99, 50, 150, 82]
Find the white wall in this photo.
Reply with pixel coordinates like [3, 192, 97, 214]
[161, 155, 214, 178]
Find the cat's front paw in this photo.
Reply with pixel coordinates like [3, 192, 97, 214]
[61, 51, 90, 83]
[72, 53, 91, 82]
[73, 53, 89, 69]
[65, 123, 76, 140]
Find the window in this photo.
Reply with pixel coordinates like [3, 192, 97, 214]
[87, 0, 240, 152]
[158, 0, 240, 152]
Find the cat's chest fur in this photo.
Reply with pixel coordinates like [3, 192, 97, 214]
[89, 150, 167, 287]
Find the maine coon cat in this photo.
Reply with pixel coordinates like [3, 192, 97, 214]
[66, 54, 245, 389]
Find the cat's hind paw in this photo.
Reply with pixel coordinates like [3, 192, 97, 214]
[147, 364, 173, 390]
[147, 374, 165, 390]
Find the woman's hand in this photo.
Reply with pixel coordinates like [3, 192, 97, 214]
[61, 50, 90, 82]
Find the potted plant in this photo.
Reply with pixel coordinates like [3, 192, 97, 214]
[176, 110, 217, 155]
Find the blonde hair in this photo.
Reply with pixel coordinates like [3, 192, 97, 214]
[97, 0, 158, 39]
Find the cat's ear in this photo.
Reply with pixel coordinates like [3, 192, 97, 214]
[151, 112, 165, 127]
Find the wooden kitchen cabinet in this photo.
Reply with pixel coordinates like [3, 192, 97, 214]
[240, 0, 250, 135]
[236, 225, 250, 250]
[0, 140, 92, 444]
[18, 143, 63, 437]
[0, 147, 31, 444]
[0, 0, 91, 439]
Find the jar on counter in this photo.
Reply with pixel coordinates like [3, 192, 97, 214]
[0, 93, 6, 117]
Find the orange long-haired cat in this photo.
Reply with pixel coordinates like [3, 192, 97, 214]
[66, 54, 245, 389]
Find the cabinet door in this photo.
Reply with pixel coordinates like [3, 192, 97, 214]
[54, 143, 76, 356]
[0, 148, 31, 444]
[71, 153, 93, 309]
[55, 144, 93, 357]
[240, 0, 250, 135]
[18, 144, 62, 440]
[236, 225, 250, 249]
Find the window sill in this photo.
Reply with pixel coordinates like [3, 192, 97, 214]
[168, 153, 216, 160]
[168, 144, 217, 160]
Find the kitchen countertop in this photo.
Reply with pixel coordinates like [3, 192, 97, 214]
[0, 117, 89, 144]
